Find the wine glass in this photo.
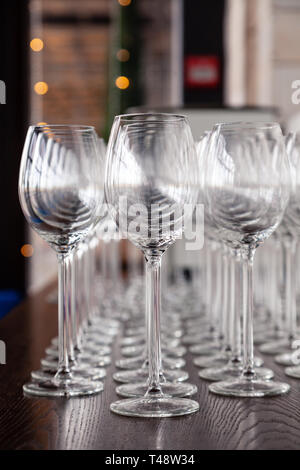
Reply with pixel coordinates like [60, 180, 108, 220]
[38, 136, 113, 375]
[273, 132, 300, 373]
[259, 133, 300, 359]
[203, 122, 291, 397]
[191, 131, 267, 381]
[19, 124, 104, 397]
[105, 113, 199, 416]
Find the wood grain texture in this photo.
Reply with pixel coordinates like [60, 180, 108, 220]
[0, 284, 300, 450]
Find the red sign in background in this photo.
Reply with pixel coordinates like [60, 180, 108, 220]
[184, 55, 220, 88]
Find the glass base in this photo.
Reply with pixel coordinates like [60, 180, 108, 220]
[254, 330, 285, 345]
[115, 356, 185, 370]
[113, 368, 189, 384]
[51, 335, 113, 349]
[46, 345, 111, 358]
[189, 342, 221, 356]
[110, 397, 199, 418]
[194, 354, 263, 369]
[92, 316, 120, 329]
[121, 345, 145, 357]
[23, 376, 103, 398]
[274, 352, 297, 366]
[32, 366, 106, 382]
[121, 335, 145, 347]
[163, 346, 187, 358]
[258, 339, 291, 355]
[285, 366, 300, 379]
[121, 344, 186, 358]
[193, 353, 230, 369]
[86, 324, 118, 337]
[116, 381, 197, 398]
[41, 355, 111, 370]
[124, 326, 183, 339]
[182, 333, 217, 346]
[209, 378, 290, 398]
[199, 365, 274, 382]
[81, 333, 113, 346]
[124, 326, 145, 336]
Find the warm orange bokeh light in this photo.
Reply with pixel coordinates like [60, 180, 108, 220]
[34, 81, 48, 95]
[115, 76, 130, 90]
[117, 49, 130, 62]
[118, 0, 131, 6]
[30, 38, 44, 52]
[37, 122, 47, 126]
[21, 244, 34, 258]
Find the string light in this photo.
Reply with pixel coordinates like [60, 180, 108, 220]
[21, 244, 34, 258]
[34, 81, 48, 95]
[117, 49, 130, 62]
[115, 76, 130, 90]
[30, 38, 44, 52]
[118, 0, 131, 6]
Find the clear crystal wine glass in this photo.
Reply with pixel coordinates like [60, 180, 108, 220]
[203, 122, 291, 397]
[272, 132, 300, 372]
[259, 134, 300, 359]
[105, 113, 199, 416]
[191, 132, 268, 380]
[39, 136, 113, 373]
[19, 124, 104, 397]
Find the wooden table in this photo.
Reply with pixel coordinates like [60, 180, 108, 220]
[0, 282, 300, 450]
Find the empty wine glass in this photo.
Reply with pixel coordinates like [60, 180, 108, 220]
[273, 132, 300, 373]
[19, 124, 104, 397]
[203, 122, 291, 397]
[105, 113, 199, 416]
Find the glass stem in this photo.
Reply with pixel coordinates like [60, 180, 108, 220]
[230, 253, 242, 364]
[205, 244, 213, 330]
[213, 246, 222, 342]
[145, 253, 163, 397]
[84, 242, 92, 325]
[142, 259, 149, 368]
[283, 239, 297, 342]
[71, 251, 82, 353]
[222, 248, 231, 352]
[241, 249, 256, 379]
[66, 254, 75, 364]
[76, 248, 86, 342]
[55, 254, 72, 381]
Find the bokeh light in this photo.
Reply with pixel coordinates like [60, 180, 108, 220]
[115, 76, 130, 90]
[34, 82, 48, 95]
[21, 244, 34, 258]
[30, 38, 44, 52]
[117, 49, 130, 62]
[118, 0, 132, 6]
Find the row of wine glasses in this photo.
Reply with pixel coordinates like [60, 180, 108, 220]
[193, 121, 291, 397]
[105, 113, 200, 417]
[18, 116, 297, 416]
[255, 133, 300, 379]
[19, 125, 119, 397]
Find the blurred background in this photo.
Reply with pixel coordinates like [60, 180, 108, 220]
[0, 0, 299, 315]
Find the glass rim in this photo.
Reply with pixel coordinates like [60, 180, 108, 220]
[29, 124, 96, 133]
[114, 112, 187, 122]
[213, 121, 281, 131]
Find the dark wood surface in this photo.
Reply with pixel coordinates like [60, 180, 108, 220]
[1, 283, 300, 450]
